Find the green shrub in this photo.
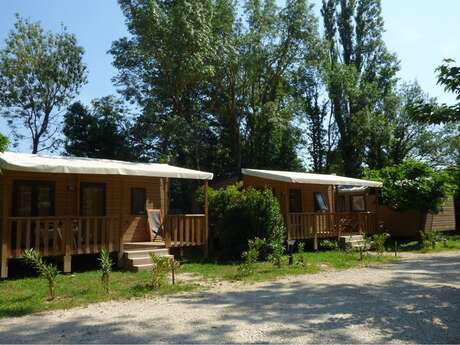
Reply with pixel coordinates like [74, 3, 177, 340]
[22, 249, 59, 300]
[371, 233, 390, 255]
[268, 240, 284, 268]
[200, 183, 286, 258]
[149, 253, 173, 289]
[296, 242, 306, 266]
[99, 249, 113, 294]
[237, 237, 266, 278]
[320, 239, 337, 250]
[365, 160, 456, 214]
[420, 229, 444, 250]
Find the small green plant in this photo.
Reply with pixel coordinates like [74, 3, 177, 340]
[372, 233, 390, 255]
[420, 229, 443, 250]
[149, 253, 173, 289]
[320, 239, 337, 250]
[297, 242, 305, 253]
[22, 249, 59, 301]
[99, 249, 113, 294]
[237, 237, 266, 278]
[268, 240, 285, 268]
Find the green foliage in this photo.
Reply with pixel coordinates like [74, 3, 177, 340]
[321, 0, 399, 176]
[365, 160, 456, 213]
[420, 229, 444, 250]
[0, 134, 8, 152]
[63, 97, 137, 160]
[320, 239, 337, 250]
[21, 249, 59, 301]
[149, 253, 173, 289]
[0, 15, 87, 153]
[371, 233, 390, 255]
[410, 59, 460, 124]
[98, 249, 113, 294]
[268, 240, 285, 268]
[111, 0, 320, 175]
[297, 242, 305, 254]
[202, 183, 286, 258]
[237, 237, 266, 278]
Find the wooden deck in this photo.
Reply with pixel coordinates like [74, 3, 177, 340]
[287, 211, 377, 241]
[3, 212, 209, 259]
[164, 214, 207, 248]
[5, 216, 120, 259]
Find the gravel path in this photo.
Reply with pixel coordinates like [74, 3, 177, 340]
[1, 251, 459, 344]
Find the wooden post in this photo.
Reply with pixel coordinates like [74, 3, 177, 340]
[284, 186, 291, 241]
[63, 217, 72, 273]
[163, 178, 171, 248]
[375, 188, 380, 234]
[1, 176, 10, 279]
[203, 180, 209, 257]
[117, 178, 124, 267]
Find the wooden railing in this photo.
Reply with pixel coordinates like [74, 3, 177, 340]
[7, 216, 119, 258]
[165, 214, 207, 248]
[287, 212, 376, 240]
[69, 217, 119, 255]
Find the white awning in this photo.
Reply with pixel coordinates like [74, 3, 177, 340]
[0, 152, 213, 180]
[242, 169, 382, 187]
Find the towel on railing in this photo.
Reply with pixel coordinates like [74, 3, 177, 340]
[147, 209, 163, 241]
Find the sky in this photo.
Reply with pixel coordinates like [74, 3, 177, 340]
[0, 0, 459, 152]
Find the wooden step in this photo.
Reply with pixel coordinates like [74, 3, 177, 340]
[339, 235, 364, 242]
[125, 248, 170, 259]
[122, 241, 166, 251]
[132, 255, 175, 272]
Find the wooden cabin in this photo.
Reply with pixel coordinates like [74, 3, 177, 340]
[242, 169, 382, 247]
[377, 197, 457, 238]
[0, 152, 212, 278]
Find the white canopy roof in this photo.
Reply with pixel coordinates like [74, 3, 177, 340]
[0, 152, 213, 180]
[242, 169, 382, 187]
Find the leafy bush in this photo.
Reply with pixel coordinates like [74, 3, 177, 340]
[149, 253, 173, 289]
[420, 229, 444, 250]
[22, 249, 59, 300]
[268, 240, 284, 268]
[320, 239, 337, 250]
[200, 183, 286, 258]
[99, 249, 113, 294]
[371, 233, 390, 255]
[237, 237, 266, 278]
[365, 160, 456, 213]
[296, 242, 306, 266]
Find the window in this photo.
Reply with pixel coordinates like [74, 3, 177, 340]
[131, 188, 146, 215]
[289, 189, 302, 213]
[314, 192, 328, 212]
[337, 195, 346, 212]
[350, 195, 366, 211]
[80, 183, 106, 216]
[13, 181, 55, 216]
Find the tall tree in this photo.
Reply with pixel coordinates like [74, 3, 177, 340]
[0, 15, 87, 153]
[239, 0, 318, 171]
[110, 0, 219, 170]
[63, 96, 137, 161]
[321, 0, 399, 176]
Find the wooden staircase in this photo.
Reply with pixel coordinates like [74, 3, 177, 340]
[122, 242, 174, 272]
[339, 234, 366, 250]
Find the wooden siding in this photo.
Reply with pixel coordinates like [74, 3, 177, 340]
[378, 197, 456, 237]
[0, 170, 162, 253]
[242, 175, 333, 215]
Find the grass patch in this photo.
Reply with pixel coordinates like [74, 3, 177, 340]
[0, 269, 198, 319]
[182, 250, 399, 282]
[392, 234, 460, 253]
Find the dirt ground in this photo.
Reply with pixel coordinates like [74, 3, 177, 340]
[1, 251, 459, 344]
